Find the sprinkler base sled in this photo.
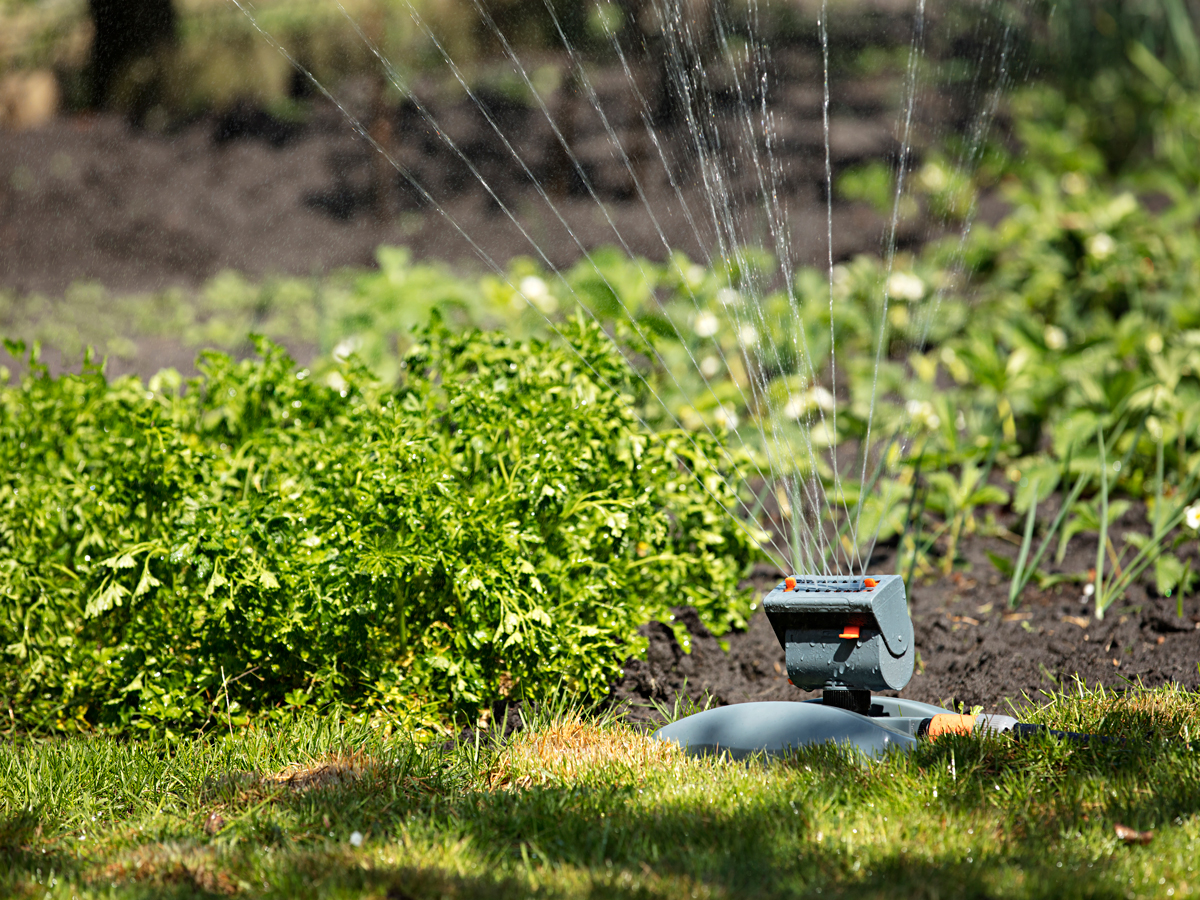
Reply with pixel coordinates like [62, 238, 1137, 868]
[651, 699, 1075, 759]
[651, 696, 952, 760]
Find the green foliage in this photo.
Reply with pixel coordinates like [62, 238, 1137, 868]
[1027, 0, 1200, 171]
[0, 319, 758, 735]
[836, 160, 895, 215]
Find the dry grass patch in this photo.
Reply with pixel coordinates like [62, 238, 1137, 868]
[265, 751, 378, 792]
[98, 842, 239, 895]
[487, 717, 687, 789]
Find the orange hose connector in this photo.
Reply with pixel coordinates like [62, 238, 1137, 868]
[926, 714, 978, 738]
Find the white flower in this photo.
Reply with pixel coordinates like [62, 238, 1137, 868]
[332, 336, 362, 362]
[519, 275, 548, 299]
[1087, 233, 1116, 261]
[832, 265, 852, 300]
[918, 161, 948, 192]
[783, 387, 835, 419]
[1146, 333, 1164, 355]
[694, 311, 720, 337]
[812, 387, 835, 412]
[905, 399, 940, 430]
[716, 287, 742, 307]
[519, 275, 557, 314]
[886, 272, 925, 302]
[1044, 325, 1067, 350]
[686, 264, 706, 288]
[699, 355, 721, 378]
[350, 831, 364, 847]
[738, 324, 759, 347]
[1186, 503, 1200, 531]
[714, 405, 739, 430]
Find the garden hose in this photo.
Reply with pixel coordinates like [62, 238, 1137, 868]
[924, 713, 1118, 744]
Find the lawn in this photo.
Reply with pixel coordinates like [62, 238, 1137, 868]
[2, 684, 1199, 899]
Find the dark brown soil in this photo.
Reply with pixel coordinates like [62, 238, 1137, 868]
[0, 54, 974, 298]
[609, 523, 1200, 723]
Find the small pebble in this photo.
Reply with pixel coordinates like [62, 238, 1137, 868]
[350, 831, 364, 847]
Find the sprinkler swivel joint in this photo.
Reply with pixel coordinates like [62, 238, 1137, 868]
[763, 574, 913, 714]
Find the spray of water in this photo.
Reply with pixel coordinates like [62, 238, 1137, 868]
[229, 0, 1023, 578]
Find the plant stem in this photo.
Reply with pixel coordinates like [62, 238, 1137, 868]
[906, 484, 927, 587]
[1009, 476, 1039, 608]
[1094, 427, 1109, 620]
[1155, 434, 1164, 536]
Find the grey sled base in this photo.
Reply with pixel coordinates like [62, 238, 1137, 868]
[652, 697, 955, 760]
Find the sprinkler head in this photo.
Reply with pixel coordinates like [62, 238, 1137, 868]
[763, 574, 913, 715]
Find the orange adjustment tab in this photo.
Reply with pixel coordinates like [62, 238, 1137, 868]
[926, 714, 978, 739]
[863, 577, 877, 589]
[785, 577, 796, 591]
[839, 625, 860, 639]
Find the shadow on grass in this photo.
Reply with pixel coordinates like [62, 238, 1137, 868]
[913, 723, 1200, 833]
[6, 716, 1190, 900]
[244, 768, 1148, 899]
[0, 807, 82, 898]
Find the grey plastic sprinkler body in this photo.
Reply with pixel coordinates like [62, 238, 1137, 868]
[763, 574, 913, 716]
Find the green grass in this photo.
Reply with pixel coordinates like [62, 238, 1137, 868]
[2, 683, 1199, 899]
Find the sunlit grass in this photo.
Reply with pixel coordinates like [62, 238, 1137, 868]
[2, 683, 1198, 898]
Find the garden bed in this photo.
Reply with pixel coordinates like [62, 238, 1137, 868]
[611, 525, 1200, 724]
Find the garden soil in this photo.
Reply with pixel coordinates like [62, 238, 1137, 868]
[0, 56, 987, 300]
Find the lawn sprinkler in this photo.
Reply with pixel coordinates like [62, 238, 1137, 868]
[653, 575, 1094, 759]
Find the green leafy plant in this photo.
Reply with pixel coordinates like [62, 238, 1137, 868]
[0, 319, 760, 736]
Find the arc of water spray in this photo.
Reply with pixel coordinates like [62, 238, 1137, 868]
[583, 1, 861, 575]
[853, 0, 926, 571]
[234, 0, 1012, 581]
[655, 0, 852, 574]
[720, 1, 861, 575]
[227, 0, 792, 571]
[857, 8, 1024, 572]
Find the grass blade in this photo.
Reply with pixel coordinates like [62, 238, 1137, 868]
[1009, 476, 1039, 608]
[1094, 426, 1109, 620]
